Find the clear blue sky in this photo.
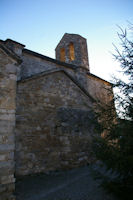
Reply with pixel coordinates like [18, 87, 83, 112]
[0, 0, 133, 81]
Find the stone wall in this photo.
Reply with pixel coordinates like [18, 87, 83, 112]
[0, 48, 17, 200]
[87, 74, 113, 104]
[15, 71, 95, 176]
[20, 51, 57, 80]
[20, 50, 88, 90]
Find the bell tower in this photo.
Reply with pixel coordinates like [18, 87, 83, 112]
[55, 33, 90, 71]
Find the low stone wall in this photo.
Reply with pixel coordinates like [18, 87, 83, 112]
[15, 71, 94, 176]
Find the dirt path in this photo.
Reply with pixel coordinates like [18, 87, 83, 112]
[15, 165, 117, 200]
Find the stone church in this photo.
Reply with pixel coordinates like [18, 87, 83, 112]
[0, 33, 113, 199]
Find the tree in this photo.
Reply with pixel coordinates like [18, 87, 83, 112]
[92, 25, 133, 200]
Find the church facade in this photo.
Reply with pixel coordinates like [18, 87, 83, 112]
[0, 33, 113, 199]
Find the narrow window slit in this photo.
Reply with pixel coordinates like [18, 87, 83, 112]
[69, 42, 75, 61]
[60, 48, 65, 62]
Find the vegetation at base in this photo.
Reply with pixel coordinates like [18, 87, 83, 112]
[92, 24, 133, 200]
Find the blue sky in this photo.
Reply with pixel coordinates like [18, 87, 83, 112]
[0, 0, 133, 81]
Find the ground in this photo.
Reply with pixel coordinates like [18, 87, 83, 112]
[15, 165, 117, 200]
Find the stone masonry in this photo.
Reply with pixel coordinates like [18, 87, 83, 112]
[0, 33, 114, 199]
[15, 71, 94, 175]
[0, 43, 21, 200]
[55, 33, 90, 70]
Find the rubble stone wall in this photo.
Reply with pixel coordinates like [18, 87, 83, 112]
[15, 71, 95, 176]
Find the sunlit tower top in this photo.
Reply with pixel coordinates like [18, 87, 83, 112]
[55, 33, 90, 71]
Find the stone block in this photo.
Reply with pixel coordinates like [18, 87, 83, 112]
[5, 64, 16, 74]
[0, 113, 15, 121]
[0, 160, 14, 169]
[0, 155, 6, 161]
[0, 166, 14, 177]
[9, 74, 16, 81]
[0, 119, 15, 128]
[1, 175, 15, 185]
[0, 135, 14, 145]
[0, 144, 15, 151]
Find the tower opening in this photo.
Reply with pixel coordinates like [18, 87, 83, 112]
[69, 42, 75, 61]
[60, 48, 65, 62]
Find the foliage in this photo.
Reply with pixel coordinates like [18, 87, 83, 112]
[92, 25, 133, 200]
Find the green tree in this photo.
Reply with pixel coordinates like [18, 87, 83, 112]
[92, 25, 133, 200]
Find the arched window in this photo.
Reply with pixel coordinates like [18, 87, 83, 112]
[69, 42, 75, 61]
[60, 48, 65, 62]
